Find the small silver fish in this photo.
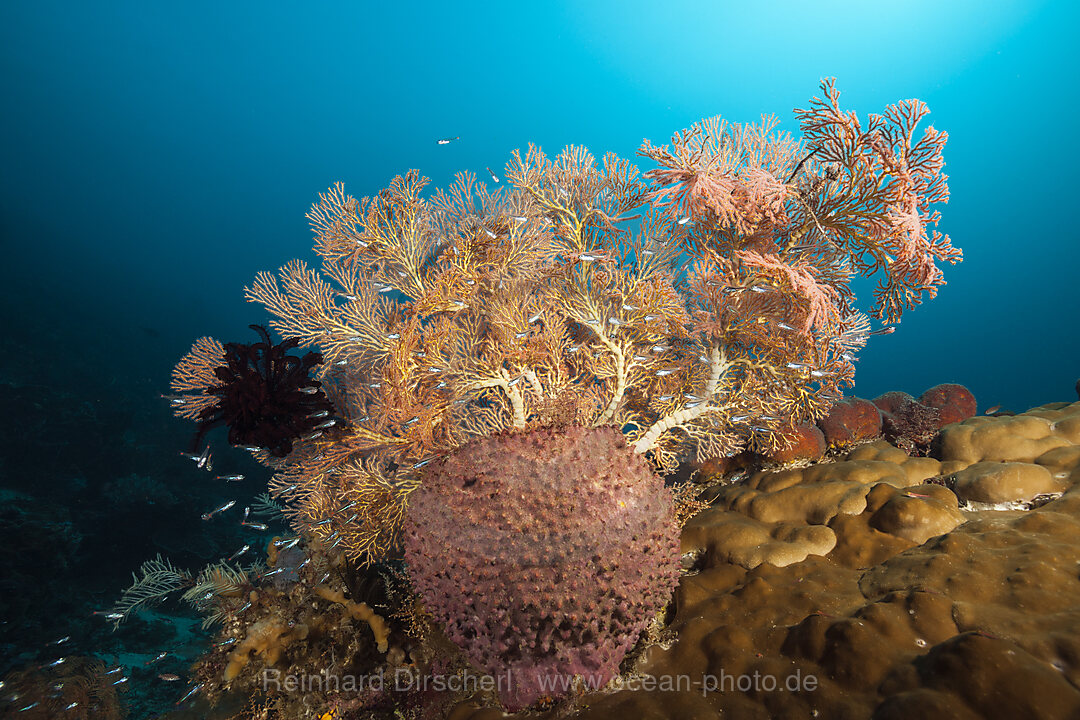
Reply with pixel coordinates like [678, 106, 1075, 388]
[177, 683, 204, 705]
[243, 522, 269, 531]
[215, 474, 244, 482]
[202, 500, 236, 520]
[436, 136, 460, 145]
[485, 166, 500, 183]
[228, 545, 250, 561]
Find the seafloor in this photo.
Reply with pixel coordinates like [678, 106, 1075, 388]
[6, 398, 1080, 719]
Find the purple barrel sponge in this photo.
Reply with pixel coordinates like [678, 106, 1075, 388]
[403, 425, 681, 711]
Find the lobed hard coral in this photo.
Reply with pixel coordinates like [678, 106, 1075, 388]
[403, 425, 681, 710]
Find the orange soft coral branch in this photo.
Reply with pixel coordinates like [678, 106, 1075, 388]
[736, 249, 844, 335]
[794, 78, 961, 322]
[169, 337, 226, 421]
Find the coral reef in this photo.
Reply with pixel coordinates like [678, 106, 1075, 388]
[156, 79, 959, 713]
[433, 401, 1079, 720]
[403, 425, 680, 710]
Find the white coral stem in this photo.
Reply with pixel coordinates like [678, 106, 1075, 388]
[632, 344, 729, 454]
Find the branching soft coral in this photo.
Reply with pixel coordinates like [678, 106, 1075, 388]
[168, 79, 957, 570]
[162, 78, 958, 715]
[794, 78, 960, 321]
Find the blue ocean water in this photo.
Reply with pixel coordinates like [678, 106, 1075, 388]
[2, 0, 1077, 412]
[0, 1, 1077, 715]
